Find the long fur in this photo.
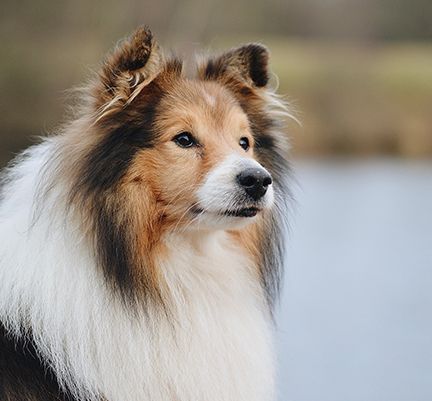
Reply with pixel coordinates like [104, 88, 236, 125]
[0, 27, 292, 401]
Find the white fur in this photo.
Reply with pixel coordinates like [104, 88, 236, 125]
[195, 154, 274, 229]
[0, 141, 275, 401]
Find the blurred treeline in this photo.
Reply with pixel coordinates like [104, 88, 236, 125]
[1, 0, 431, 166]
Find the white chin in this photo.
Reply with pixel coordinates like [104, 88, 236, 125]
[191, 211, 260, 230]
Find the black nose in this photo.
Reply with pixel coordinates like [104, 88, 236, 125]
[236, 168, 272, 200]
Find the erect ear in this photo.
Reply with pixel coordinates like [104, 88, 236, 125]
[94, 26, 163, 111]
[199, 44, 270, 88]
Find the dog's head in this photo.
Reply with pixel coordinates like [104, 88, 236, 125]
[63, 27, 291, 303]
[136, 80, 275, 230]
[70, 27, 287, 232]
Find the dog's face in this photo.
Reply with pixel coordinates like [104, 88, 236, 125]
[128, 79, 274, 231]
[74, 27, 282, 241]
[66, 27, 290, 302]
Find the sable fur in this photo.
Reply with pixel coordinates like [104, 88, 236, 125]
[0, 27, 293, 401]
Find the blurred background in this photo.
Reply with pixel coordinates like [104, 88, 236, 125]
[1, 0, 431, 400]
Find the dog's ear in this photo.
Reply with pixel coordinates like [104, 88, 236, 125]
[93, 26, 163, 111]
[199, 44, 270, 88]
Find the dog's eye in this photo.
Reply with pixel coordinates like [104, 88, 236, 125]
[173, 132, 197, 148]
[239, 137, 250, 151]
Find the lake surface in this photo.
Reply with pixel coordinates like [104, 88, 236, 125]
[276, 159, 432, 401]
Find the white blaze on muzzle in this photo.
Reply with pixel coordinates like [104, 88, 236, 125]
[196, 154, 274, 215]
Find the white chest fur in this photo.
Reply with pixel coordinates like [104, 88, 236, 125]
[152, 232, 275, 401]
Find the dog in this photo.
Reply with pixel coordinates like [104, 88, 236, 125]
[0, 27, 292, 401]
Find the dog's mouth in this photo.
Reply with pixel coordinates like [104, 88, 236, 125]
[222, 207, 260, 218]
[191, 206, 261, 218]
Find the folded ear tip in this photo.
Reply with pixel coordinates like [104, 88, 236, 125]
[118, 26, 156, 72]
[131, 26, 154, 47]
[243, 43, 270, 87]
[130, 25, 155, 58]
[244, 43, 270, 57]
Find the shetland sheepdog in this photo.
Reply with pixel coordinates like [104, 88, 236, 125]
[0, 27, 292, 401]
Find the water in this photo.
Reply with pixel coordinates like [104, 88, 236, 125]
[277, 159, 432, 401]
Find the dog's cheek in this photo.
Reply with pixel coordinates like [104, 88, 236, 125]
[151, 149, 196, 210]
[160, 154, 201, 207]
[124, 150, 162, 211]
